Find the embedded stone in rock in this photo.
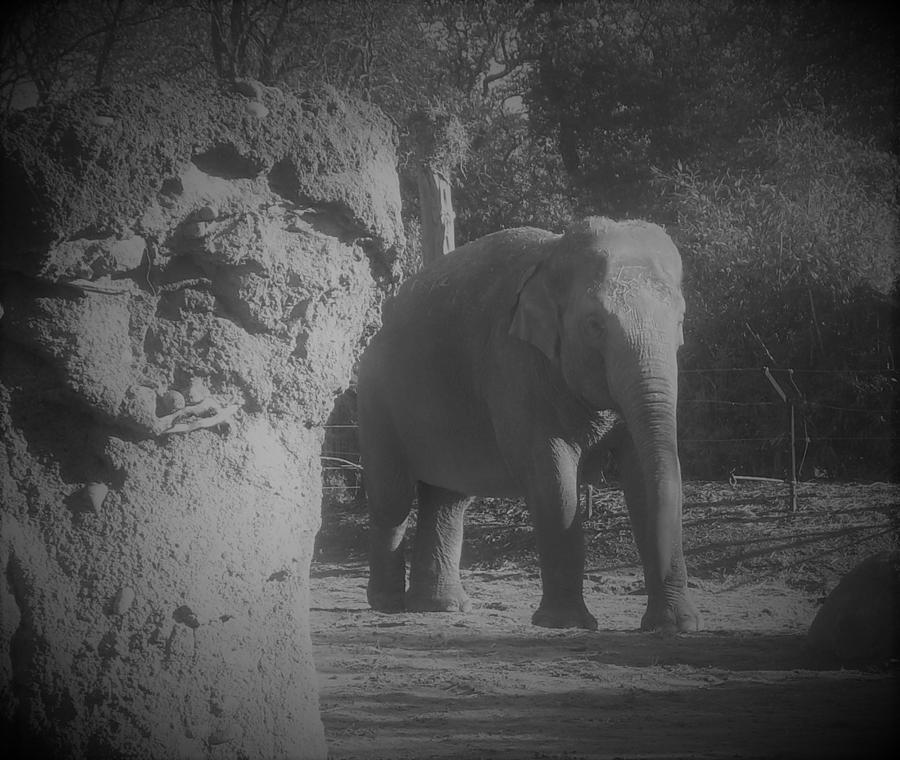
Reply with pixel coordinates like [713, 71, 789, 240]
[157, 389, 186, 416]
[182, 220, 209, 238]
[184, 377, 209, 405]
[0, 81, 403, 759]
[111, 586, 136, 616]
[244, 100, 269, 119]
[807, 551, 900, 665]
[196, 204, 217, 222]
[82, 482, 109, 512]
[234, 79, 265, 100]
[105, 236, 147, 271]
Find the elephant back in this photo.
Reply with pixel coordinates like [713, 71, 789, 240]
[384, 226, 558, 327]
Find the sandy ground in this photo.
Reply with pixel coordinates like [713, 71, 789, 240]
[311, 482, 898, 759]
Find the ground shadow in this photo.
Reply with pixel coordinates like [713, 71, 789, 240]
[313, 616, 856, 672]
[321, 677, 895, 759]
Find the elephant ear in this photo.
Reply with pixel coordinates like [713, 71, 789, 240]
[509, 263, 561, 365]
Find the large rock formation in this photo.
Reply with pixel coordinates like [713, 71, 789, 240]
[0, 81, 402, 759]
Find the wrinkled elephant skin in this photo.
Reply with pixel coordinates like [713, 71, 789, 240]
[358, 217, 700, 633]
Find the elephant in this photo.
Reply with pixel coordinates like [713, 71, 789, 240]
[357, 216, 700, 633]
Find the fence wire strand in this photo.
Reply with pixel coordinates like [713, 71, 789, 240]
[322, 365, 896, 488]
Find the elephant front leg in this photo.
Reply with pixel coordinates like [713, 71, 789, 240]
[527, 444, 598, 631]
[619, 439, 700, 633]
[406, 484, 472, 612]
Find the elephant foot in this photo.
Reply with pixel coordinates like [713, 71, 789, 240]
[640, 596, 701, 634]
[405, 585, 472, 613]
[532, 600, 598, 631]
[367, 584, 405, 613]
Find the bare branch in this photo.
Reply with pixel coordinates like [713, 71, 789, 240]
[93, 0, 126, 87]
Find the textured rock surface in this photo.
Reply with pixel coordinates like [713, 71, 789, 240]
[807, 551, 899, 666]
[0, 82, 402, 759]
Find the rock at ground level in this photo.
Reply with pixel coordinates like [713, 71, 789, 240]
[807, 551, 899, 666]
[0, 81, 402, 759]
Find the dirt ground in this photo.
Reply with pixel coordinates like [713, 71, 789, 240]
[311, 481, 898, 759]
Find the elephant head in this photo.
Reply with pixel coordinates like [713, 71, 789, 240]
[510, 217, 694, 630]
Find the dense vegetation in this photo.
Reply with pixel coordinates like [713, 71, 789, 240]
[3, 0, 896, 479]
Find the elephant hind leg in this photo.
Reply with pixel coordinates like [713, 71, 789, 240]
[406, 483, 472, 613]
[363, 437, 415, 613]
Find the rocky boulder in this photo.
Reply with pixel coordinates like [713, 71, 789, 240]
[807, 551, 899, 666]
[0, 81, 402, 759]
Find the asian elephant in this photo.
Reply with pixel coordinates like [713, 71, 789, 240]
[357, 217, 700, 633]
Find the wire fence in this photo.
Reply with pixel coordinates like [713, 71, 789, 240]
[677, 366, 896, 488]
[321, 424, 363, 493]
[321, 366, 897, 495]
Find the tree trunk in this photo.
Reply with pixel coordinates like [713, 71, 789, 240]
[417, 165, 455, 266]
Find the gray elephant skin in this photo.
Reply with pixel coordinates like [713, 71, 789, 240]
[357, 217, 700, 632]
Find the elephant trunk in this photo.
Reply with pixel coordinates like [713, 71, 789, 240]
[607, 344, 686, 600]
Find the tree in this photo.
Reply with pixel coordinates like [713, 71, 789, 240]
[519, 0, 898, 218]
[397, 1, 536, 259]
[519, 0, 755, 216]
[660, 110, 897, 365]
[409, 107, 468, 264]
[1, 0, 204, 108]
[455, 110, 571, 240]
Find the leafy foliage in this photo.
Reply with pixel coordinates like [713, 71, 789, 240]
[1, 0, 207, 107]
[456, 111, 572, 242]
[519, 0, 898, 217]
[661, 112, 897, 362]
[519, 0, 769, 215]
[658, 111, 898, 478]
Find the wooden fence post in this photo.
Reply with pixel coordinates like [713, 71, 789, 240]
[763, 367, 798, 512]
